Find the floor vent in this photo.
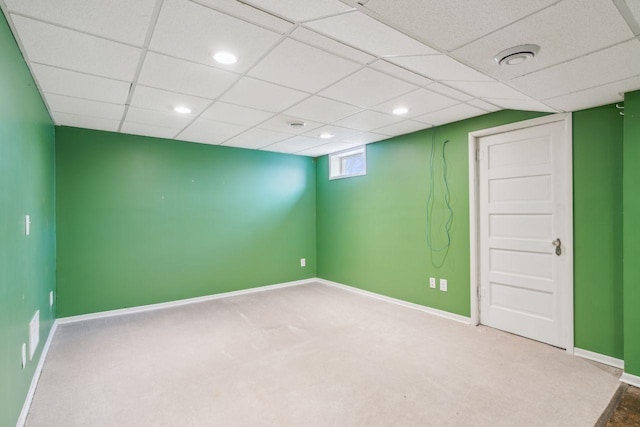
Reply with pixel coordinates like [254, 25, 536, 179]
[29, 310, 40, 360]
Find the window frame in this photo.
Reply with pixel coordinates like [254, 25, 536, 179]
[329, 146, 367, 180]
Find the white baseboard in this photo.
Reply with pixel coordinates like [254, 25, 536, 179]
[621, 372, 640, 388]
[57, 278, 314, 324]
[316, 278, 472, 324]
[574, 348, 625, 369]
[16, 320, 58, 427]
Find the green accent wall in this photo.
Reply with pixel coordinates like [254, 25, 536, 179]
[0, 11, 56, 427]
[316, 110, 546, 316]
[55, 127, 316, 317]
[623, 90, 640, 376]
[573, 104, 624, 359]
[317, 107, 625, 359]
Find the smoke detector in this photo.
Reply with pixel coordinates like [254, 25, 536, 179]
[287, 120, 306, 129]
[494, 44, 540, 66]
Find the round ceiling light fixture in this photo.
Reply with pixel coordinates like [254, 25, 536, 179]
[287, 120, 306, 129]
[213, 51, 238, 65]
[173, 106, 192, 114]
[494, 44, 540, 66]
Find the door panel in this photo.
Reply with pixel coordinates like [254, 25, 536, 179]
[478, 120, 568, 348]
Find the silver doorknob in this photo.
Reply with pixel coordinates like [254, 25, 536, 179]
[553, 238, 561, 255]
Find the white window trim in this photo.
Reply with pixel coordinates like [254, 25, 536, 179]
[329, 146, 367, 180]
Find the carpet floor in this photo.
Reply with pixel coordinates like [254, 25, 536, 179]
[26, 282, 621, 426]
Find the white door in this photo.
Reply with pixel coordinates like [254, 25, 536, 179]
[477, 117, 572, 348]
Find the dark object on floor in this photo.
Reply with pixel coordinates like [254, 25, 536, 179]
[603, 384, 640, 426]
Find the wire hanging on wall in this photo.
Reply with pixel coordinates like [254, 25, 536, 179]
[426, 132, 453, 268]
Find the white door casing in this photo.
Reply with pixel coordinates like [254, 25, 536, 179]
[468, 114, 573, 351]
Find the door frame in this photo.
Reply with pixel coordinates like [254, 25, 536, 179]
[468, 113, 574, 353]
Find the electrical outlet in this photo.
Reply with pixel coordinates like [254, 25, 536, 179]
[49, 291, 54, 307]
[429, 277, 436, 288]
[440, 279, 448, 292]
[300, 258, 306, 267]
[25, 215, 31, 236]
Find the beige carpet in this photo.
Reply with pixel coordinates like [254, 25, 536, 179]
[27, 282, 621, 426]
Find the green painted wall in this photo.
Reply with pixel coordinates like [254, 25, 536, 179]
[55, 127, 316, 317]
[573, 104, 624, 359]
[0, 11, 56, 427]
[317, 107, 625, 359]
[623, 90, 640, 376]
[317, 110, 545, 316]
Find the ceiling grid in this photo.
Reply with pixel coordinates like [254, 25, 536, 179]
[1, 0, 638, 156]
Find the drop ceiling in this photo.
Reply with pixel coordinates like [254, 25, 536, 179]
[2, 0, 639, 157]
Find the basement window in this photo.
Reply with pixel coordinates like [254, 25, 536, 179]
[329, 146, 367, 180]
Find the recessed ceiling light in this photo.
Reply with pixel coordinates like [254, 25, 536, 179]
[213, 51, 238, 65]
[392, 106, 409, 115]
[319, 132, 334, 139]
[173, 106, 192, 114]
[494, 44, 540, 66]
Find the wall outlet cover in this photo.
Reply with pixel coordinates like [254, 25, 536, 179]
[429, 277, 436, 288]
[300, 258, 306, 267]
[440, 279, 448, 292]
[50, 291, 54, 307]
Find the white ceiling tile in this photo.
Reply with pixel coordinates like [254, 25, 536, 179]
[200, 102, 273, 127]
[284, 96, 361, 123]
[342, 132, 387, 145]
[414, 103, 486, 126]
[358, 0, 558, 51]
[303, 125, 360, 140]
[11, 16, 140, 81]
[446, 81, 529, 100]
[320, 68, 417, 108]
[138, 53, 238, 99]
[388, 55, 493, 81]
[305, 11, 438, 57]
[150, 0, 281, 73]
[334, 110, 402, 132]
[4, 0, 156, 46]
[52, 112, 121, 132]
[30, 64, 130, 104]
[262, 135, 327, 154]
[46, 93, 125, 120]
[193, 0, 294, 33]
[510, 40, 640, 100]
[220, 77, 309, 112]
[544, 76, 640, 112]
[259, 115, 323, 134]
[452, 0, 635, 81]
[178, 118, 246, 145]
[373, 88, 459, 118]
[241, 0, 353, 22]
[224, 128, 292, 149]
[369, 60, 432, 86]
[484, 98, 557, 113]
[248, 38, 361, 92]
[296, 141, 356, 157]
[121, 122, 180, 139]
[466, 99, 501, 112]
[374, 120, 430, 136]
[124, 106, 194, 129]
[426, 82, 474, 101]
[130, 86, 212, 115]
[290, 27, 375, 64]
